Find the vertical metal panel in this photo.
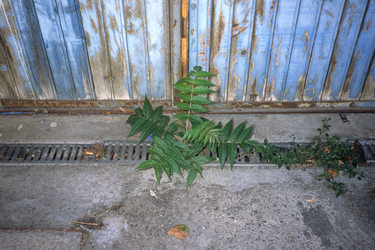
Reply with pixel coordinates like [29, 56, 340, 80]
[227, 0, 256, 102]
[304, 0, 346, 101]
[266, 0, 300, 101]
[34, 0, 77, 100]
[361, 56, 375, 100]
[342, 0, 375, 100]
[209, 0, 235, 102]
[10, 0, 56, 100]
[170, 0, 181, 90]
[58, 0, 95, 100]
[283, 0, 322, 101]
[189, 0, 212, 71]
[323, 0, 368, 100]
[247, 0, 278, 102]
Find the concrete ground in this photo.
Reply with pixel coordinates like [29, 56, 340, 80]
[0, 112, 375, 249]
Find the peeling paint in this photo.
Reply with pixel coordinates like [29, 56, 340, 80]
[256, 0, 265, 24]
[228, 36, 239, 101]
[208, 1, 226, 101]
[361, 74, 375, 100]
[269, 0, 275, 28]
[303, 30, 309, 52]
[275, 37, 282, 66]
[323, 9, 334, 17]
[326, 21, 330, 29]
[341, 49, 362, 100]
[296, 74, 306, 101]
[90, 18, 97, 33]
[322, 43, 339, 100]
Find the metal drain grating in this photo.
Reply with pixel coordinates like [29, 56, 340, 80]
[358, 140, 375, 162]
[0, 141, 262, 164]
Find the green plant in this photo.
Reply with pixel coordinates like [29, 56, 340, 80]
[126, 66, 263, 188]
[262, 118, 365, 197]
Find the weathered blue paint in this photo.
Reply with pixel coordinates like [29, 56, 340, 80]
[189, 0, 212, 71]
[209, 0, 235, 102]
[323, 0, 368, 101]
[304, 0, 346, 101]
[283, 0, 322, 101]
[266, 0, 300, 101]
[361, 56, 375, 100]
[247, 0, 278, 102]
[10, 0, 56, 100]
[34, 0, 77, 100]
[343, 0, 375, 100]
[58, 0, 95, 100]
[145, 0, 169, 99]
[227, 0, 256, 102]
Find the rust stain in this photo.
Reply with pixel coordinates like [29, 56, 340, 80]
[227, 36, 239, 101]
[172, 19, 177, 29]
[269, 0, 275, 28]
[322, 43, 339, 100]
[190, 28, 194, 35]
[109, 15, 118, 31]
[256, 0, 265, 24]
[361, 74, 375, 100]
[86, 0, 94, 11]
[365, 18, 372, 32]
[232, 25, 248, 36]
[275, 37, 282, 66]
[296, 74, 306, 101]
[90, 18, 98, 33]
[323, 9, 334, 17]
[110, 45, 129, 99]
[326, 21, 331, 29]
[209, 0, 226, 101]
[84, 31, 91, 48]
[341, 49, 362, 100]
[303, 30, 309, 52]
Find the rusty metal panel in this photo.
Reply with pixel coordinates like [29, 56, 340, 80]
[246, 0, 278, 102]
[266, 0, 300, 101]
[323, 0, 368, 101]
[361, 56, 375, 100]
[283, 0, 322, 101]
[10, 0, 57, 100]
[342, 0, 375, 100]
[304, 0, 346, 101]
[209, 0, 235, 102]
[227, 0, 256, 102]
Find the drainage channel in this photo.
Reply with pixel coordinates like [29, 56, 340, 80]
[0, 140, 373, 165]
[0, 141, 261, 165]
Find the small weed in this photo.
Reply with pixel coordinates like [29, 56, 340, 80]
[262, 118, 365, 197]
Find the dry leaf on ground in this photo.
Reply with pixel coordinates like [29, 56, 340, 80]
[167, 224, 189, 240]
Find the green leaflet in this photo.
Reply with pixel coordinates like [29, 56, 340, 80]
[218, 142, 228, 169]
[230, 122, 246, 142]
[186, 169, 197, 189]
[191, 155, 215, 165]
[143, 96, 152, 118]
[139, 120, 157, 143]
[237, 125, 254, 143]
[246, 140, 264, 154]
[151, 106, 163, 121]
[190, 96, 214, 104]
[174, 112, 189, 121]
[174, 102, 209, 112]
[227, 142, 238, 169]
[176, 92, 192, 102]
[188, 71, 216, 77]
[221, 119, 233, 142]
[193, 66, 202, 72]
[135, 160, 154, 170]
[192, 86, 215, 95]
[127, 117, 148, 138]
[172, 83, 193, 93]
[176, 77, 215, 87]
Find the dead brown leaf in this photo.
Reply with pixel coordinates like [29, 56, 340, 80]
[119, 107, 136, 114]
[167, 224, 188, 240]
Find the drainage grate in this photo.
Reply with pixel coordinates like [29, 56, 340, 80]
[1, 140, 372, 165]
[0, 141, 262, 164]
[358, 140, 375, 162]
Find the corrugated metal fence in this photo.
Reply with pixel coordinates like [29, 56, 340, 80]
[0, 0, 375, 110]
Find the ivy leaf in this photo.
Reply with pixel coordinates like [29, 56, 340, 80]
[143, 96, 152, 118]
[135, 160, 154, 170]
